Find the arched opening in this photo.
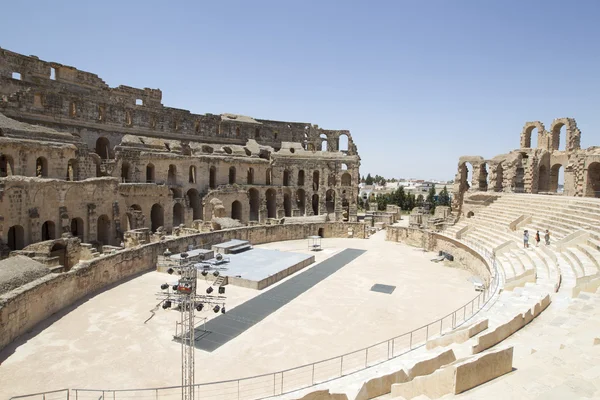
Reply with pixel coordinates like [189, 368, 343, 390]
[150, 204, 164, 232]
[189, 166, 196, 183]
[550, 164, 564, 193]
[173, 203, 184, 227]
[97, 215, 111, 246]
[266, 189, 277, 218]
[478, 163, 488, 191]
[266, 168, 272, 185]
[523, 126, 538, 149]
[312, 194, 319, 215]
[66, 159, 78, 181]
[341, 163, 348, 170]
[296, 189, 306, 215]
[552, 123, 566, 151]
[229, 166, 236, 184]
[313, 171, 319, 191]
[326, 189, 335, 213]
[283, 170, 291, 186]
[70, 218, 84, 240]
[209, 166, 217, 189]
[231, 200, 242, 221]
[95, 137, 111, 160]
[341, 172, 351, 186]
[339, 134, 349, 152]
[320, 134, 328, 151]
[187, 189, 202, 220]
[494, 164, 504, 192]
[459, 162, 472, 190]
[50, 243, 68, 270]
[283, 192, 292, 217]
[121, 162, 131, 183]
[466, 211, 475, 218]
[587, 162, 600, 197]
[247, 168, 254, 184]
[0, 154, 14, 177]
[249, 188, 260, 221]
[297, 170, 305, 186]
[36, 157, 48, 177]
[167, 164, 177, 185]
[41, 221, 55, 241]
[538, 165, 550, 192]
[146, 163, 155, 183]
[318, 227, 324, 238]
[7, 225, 24, 250]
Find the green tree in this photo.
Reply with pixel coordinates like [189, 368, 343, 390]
[438, 186, 451, 207]
[365, 173, 374, 185]
[426, 184, 437, 214]
[416, 194, 424, 207]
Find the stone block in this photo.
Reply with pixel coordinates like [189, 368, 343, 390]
[426, 319, 488, 350]
[453, 346, 514, 394]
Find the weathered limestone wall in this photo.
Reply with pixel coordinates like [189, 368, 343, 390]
[0, 222, 366, 351]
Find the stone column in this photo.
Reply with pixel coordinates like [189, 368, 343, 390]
[29, 208, 41, 244]
[87, 204, 97, 242]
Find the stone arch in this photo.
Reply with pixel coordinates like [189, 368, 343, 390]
[296, 189, 306, 215]
[283, 170, 291, 186]
[189, 165, 196, 183]
[229, 166, 236, 184]
[320, 134, 328, 151]
[494, 164, 504, 192]
[41, 220, 56, 241]
[7, 225, 24, 250]
[95, 136, 112, 160]
[586, 162, 600, 197]
[339, 134, 349, 152]
[313, 170, 320, 191]
[520, 121, 545, 149]
[478, 163, 489, 191]
[187, 189, 202, 220]
[66, 159, 78, 181]
[146, 163, 155, 183]
[150, 204, 164, 232]
[297, 170, 305, 186]
[247, 167, 254, 184]
[231, 200, 242, 221]
[97, 214, 111, 246]
[312, 194, 319, 215]
[326, 189, 335, 213]
[167, 164, 177, 185]
[458, 162, 473, 191]
[550, 118, 580, 152]
[466, 211, 474, 218]
[173, 203, 184, 227]
[209, 166, 217, 189]
[70, 217, 84, 240]
[36, 157, 48, 177]
[266, 188, 277, 218]
[341, 172, 352, 186]
[283, 191, 292, 217]
[550, 164, 564, 193]
[249, 188, 260, 221]
[538, 164, 550, 192]
[0, 154, 14, 177]
[266, 168, 272, 185]
[121, 161, 131, 182]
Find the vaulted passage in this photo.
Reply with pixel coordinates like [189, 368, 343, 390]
[7, 225, 24, 250]
[173, 203, 184, 227]
[266, 189, 276, 218]
[231, 200, 242, 221]
[151, 204, 164, 232]
[249, 188, 259, 221]
[97, 214, 111, 246]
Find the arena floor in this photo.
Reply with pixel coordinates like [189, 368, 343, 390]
[0, 231, 478, 398]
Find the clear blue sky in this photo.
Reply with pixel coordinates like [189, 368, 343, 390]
[2, 0, 599, 180]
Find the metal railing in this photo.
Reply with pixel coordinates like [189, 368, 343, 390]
[12, 244, 499, 400]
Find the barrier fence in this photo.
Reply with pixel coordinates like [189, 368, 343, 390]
[11, 239, 499, 400]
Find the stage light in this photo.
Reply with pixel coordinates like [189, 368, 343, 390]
[213, 305, 220, 313]
[160, 283, 169, 290]
[196, 303, 204, 312]
[163, 300, 172, 309]
[213, 270, 220, 277]
[206, 287, 213, 294]
[218, 286, 225, 294]
[201, 270, 208, 277]
[221, 306, 226, 314]
[167, 268, 174, 275]
[172, 284, 178, 291]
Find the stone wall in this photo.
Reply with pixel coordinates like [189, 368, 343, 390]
[0, 222, 366, 351]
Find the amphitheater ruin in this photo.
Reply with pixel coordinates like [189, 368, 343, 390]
[1, 46, 600, 400]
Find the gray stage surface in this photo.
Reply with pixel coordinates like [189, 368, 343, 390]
[193, 248, 366, 352]
[221, 248, 313, 282]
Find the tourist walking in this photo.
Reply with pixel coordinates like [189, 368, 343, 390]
[523, 230, 529, 248]
[535, 231, 540, 247]
[545, 229, 550, 245]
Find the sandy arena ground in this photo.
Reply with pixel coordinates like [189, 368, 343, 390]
[0, 231, 478, 398]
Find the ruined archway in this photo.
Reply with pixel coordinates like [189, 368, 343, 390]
[70, 218, 84, 240]
[283, 192, 292, 217]
[538, 165, 550, 192]
[312, 194, 319, 215]
[297, 170, 305, 186]
[249, 188, 259, 221]
[586, 162, 600, 197]
[151, 204, 164, 232]
[97, 214, 111, 246]
[494, 164, 504, 192]
[550, 164, 563, 193]
[341, 172, 351, 186]
[41, 221, 55, 241]
[296, 189, 306, 215]
[146, 163, 155, 183]
[173, 203, 184, 227]
[320, 133, 328, 151]
[187, 189, 202, 220]
[229, 166, 236, 184]
[266, 189, 277, 218]
[7, 225, 24, 250]
[339, 134, 349, 152]
[66, 159, 78, 181]
[209, 166, 217, 189]
[520, 122, 545, 149]
[95, 137, 112, 160]
[231, 200, 242, 221]
[283, 170, 291, 186]
[168, 164, 177, 185]
[0, 154, 14, 177]
[36, 157, 48, 177]
[478, 163, 488, 191]
[326, 189, 335, 214]
[247, 168, 254, 184]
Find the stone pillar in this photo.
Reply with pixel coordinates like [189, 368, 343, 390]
[29, 207, 40, 244]
[306, 192, 314, 216]
[59, 206, 70, 235]
[87, 204, 97, 242]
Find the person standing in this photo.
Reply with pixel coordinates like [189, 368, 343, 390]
[535, 230, 540, 247]
[524, 230, 529, 248]
[545, 229, 550, 245]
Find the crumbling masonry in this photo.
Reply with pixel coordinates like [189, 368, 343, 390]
[0, 47, 360, 258]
